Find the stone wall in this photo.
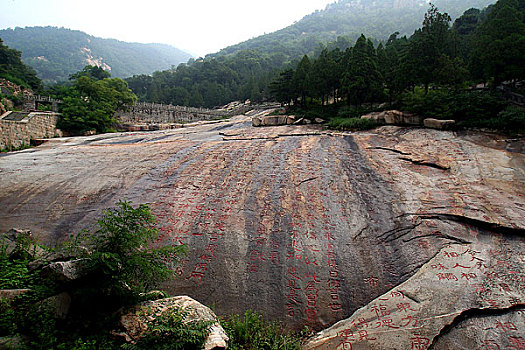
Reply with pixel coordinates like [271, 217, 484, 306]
[0, 112, 61, 150]
[116, 102, 253, 125]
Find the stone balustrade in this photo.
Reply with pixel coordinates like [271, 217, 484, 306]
[116, 102, 253, 124]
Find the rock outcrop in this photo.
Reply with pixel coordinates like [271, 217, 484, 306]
[0, 114, 523, 347]
[360, 110, 422, 125]
[41, 259, 90, 283]
[115, 296, 228, 350]
[303, 241, 525, 349]
[424, 118, 456, 130]
[252, 115, 296, 127]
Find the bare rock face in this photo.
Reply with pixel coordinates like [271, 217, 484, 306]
[116, 295, 228, 350]
[303, 240, 525, 349]
[0, 115, 523, 346]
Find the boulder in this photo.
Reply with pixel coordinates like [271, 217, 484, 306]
[41, 259, 90, 283]
[304, 241, 525, 349]
[40, 292, 71, 319]
[252, 116, 262, 127]
[361, 110, 423, 126]
[116, 295, 228, 350]
[252, 115, 294, 127]
[53, 129, 64, 138]
[360, 112, 386, 124]
[424, 118, 456, 130]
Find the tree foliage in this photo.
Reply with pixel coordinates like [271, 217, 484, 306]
[0, 38, 42, 90]
[269, 0, 524, 109]
[56, 66, 137, 134]
[71, 200, 186, 301]
[469, 0, 525, 84]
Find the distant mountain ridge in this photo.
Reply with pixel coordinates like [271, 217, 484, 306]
[0, 26, 193, 83]
[210, 0, 496, 59]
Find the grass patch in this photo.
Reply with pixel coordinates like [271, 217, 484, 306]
[221, 310, 309, 350]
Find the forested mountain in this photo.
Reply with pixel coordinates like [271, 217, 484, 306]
[0, 27, 193, 84]
[125, 0, 523, 118]
[210, 0, 496, 59]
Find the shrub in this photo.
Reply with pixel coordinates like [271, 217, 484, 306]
[400, 88, 508, 123]
[68, 200, 186, 306]
[0, 201, 189, 349]
[221, 310, 307, 350]
[462, 105, 525, 133]
[326, 117, 377, 131]
[124, 308, 213, 350]
[336, 106, 376, 119]
[0, 234, 40, 289]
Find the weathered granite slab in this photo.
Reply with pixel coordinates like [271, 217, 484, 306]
[0, 115, 523, 341]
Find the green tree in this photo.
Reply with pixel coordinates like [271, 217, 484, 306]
[311, 49, 341, 106]
[470, 0, 525, 85]
[58, 71, 137, 134]
[74, 200, 185, 301]
[69, 65, 111, 81]
[293, 55, 312, 106]
[342, 35, 383, 106]
[405, 4, 453, 93]
[270, 69, 295, 106]
[379, 33, 410, 104]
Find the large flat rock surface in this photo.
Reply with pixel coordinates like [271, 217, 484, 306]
[1, 115, 524, 346]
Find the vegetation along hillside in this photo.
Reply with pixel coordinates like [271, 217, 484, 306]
[124, 0, 524, 136]
[210, 0, 496, 59]
[126, 0, 516, 111]
[0, 26, 193, 84]
[0, 38, 41, 90]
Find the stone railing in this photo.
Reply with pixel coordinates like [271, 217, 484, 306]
[23, 95, 63, 113]
[0, 112, 62, 150]
[116, 102, 253, 125]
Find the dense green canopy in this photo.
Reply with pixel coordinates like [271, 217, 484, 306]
[0, 38, 42, 90]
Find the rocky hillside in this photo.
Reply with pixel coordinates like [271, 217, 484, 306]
[0, 27, 193, 83]
[0, 113, 523, 349]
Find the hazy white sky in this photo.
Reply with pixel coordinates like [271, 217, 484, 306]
[0, 0, 334, 57]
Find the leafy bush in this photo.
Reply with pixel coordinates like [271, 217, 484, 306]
[462, 105, 525, 133]
[57, 72, 137, 135]
[326, 117, 377, 131]
[67, 200, 186, 307]
[400, 88, 508, 122]
[336, 105, 380, 119]
[124, 308, 213, 350]
[0, 234, 40, 289]
[0, 201, 187, 349]
[221, 310, 307, 350]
